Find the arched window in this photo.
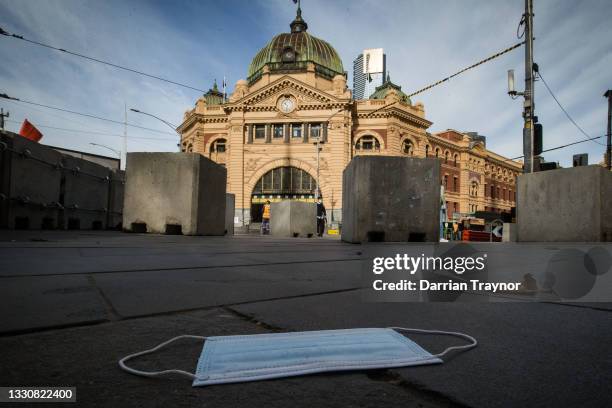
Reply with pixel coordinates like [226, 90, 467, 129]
[425, 145, 430, 157]
[210, 138, 227, 153]
[435, 148, 440, 158]
[454, 154, 458, 167]
[252, 166, 315, 195]
[445, 151, 449, 163]
[209, 138, 227, 163]
[402, 139, 414, 155]
[355, 135, 380, 151]
[470, 181, 479, 197]
[187, 144, 193, 152]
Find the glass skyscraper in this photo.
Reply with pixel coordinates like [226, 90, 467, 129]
[353, 48, 386, 100]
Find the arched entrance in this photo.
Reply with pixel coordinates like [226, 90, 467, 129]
[250, 166, 316, 222]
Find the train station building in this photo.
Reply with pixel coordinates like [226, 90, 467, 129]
[177, 7, 523, 226]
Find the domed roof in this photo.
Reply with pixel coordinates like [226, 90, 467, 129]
[247, 7, 344, 82]
[369, 75, 412, 104]
[202, 80, 224, 105]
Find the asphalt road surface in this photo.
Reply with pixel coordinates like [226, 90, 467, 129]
[0, 230, 610, 408]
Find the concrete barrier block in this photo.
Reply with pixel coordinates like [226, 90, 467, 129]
[61, 155, 110, 230]
[0, 132, 62, 229]
[107, 169, 125, 230]
[517, 165, 612, 242]
[123, 152, 226, 235]
[502, 223, 517, 242]
[270, 201, 316, 237]
[342, 156, 440, 243]
[225, 193, 235, 235]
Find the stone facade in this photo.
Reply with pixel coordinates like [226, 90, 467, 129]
[177, 9, 522, 226]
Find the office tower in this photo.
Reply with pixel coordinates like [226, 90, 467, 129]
[353, 48, 386, 99]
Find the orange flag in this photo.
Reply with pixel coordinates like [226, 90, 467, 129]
[19, 119, 43, 142]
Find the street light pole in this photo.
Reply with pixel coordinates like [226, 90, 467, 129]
[123, 103, 127, 170]
[89, 142, 121, 159]
[129, 108, 181, 151]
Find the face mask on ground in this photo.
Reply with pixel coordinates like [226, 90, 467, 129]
[118, 327, 477, 387]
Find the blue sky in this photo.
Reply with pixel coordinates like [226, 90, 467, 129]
[0, 0, 610, 167]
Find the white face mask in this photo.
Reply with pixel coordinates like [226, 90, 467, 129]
[119, 327, 477, 387]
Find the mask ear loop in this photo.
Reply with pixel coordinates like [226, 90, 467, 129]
[389, 327, 477, 358]
[118, 335, 206, 379]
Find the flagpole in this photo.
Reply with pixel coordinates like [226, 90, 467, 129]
[223, 76, 227, 103]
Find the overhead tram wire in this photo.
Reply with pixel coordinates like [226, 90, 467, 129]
[505, 134, 605, 161]
[0, 93, 176, 136]
[407, 42, 524, 98]
[536, 69, 605, 146]
[397, 38, 604, 162]
[0, 27, 207, 94]
[4, 119, 176, 142]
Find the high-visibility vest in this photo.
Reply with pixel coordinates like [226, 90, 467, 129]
[262, 204, 271, 219]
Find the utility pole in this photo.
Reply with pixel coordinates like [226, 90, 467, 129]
[605, 90, 612, 170]
[0, 108, 8, 130]
[523, 0, 536, 173]
[122, 103, 128, 171]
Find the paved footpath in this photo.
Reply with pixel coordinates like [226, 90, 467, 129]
[0, 231, 610, 407]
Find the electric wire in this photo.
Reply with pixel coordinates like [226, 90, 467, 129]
[407, 42, 524, 98]
[536, 70, 605, 146]
[506, 134, 605, 161]
[4, 119, 176, 141]
[517, 14, 526, 39]
[0, 93, 177, 136]
[0, 26, 207, 94]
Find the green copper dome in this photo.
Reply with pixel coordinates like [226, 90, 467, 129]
[203, 80, 224, 105]
[369, 75, 412, 104]
[247, 8, 344, 83]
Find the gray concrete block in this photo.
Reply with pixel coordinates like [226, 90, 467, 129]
[61, 155, 110, 230]
[123, 152, 226, 235]
[341, 156, 440, 243]
[270, 201, 316, 237]
[107, 169, 125, 230]
[0, 132, 63, 229]
[225, 193, 235, 235]
[502, 223, 517, 242]
[517, 165, 612, 242]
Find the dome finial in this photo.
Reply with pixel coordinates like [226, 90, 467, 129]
[290, 0, 308, 33]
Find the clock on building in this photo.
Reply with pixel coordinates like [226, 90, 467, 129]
[279, 97, 295, 113]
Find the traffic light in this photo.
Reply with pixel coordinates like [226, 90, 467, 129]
[534, 122, 543, 155]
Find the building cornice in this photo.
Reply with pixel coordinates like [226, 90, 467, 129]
[178, 114, 228, 133]
[356, 106, 432, 129]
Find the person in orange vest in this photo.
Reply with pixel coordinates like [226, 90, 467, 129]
[261, 200, 271, 235]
